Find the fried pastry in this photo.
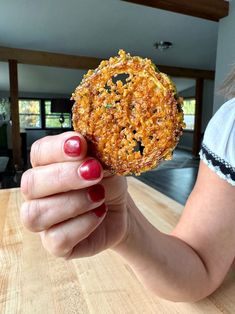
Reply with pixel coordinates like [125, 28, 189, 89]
[72, 50, 185, 175]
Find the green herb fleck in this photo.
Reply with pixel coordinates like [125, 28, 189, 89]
[105, 103, 112, 108]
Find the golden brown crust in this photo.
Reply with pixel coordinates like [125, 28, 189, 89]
[72, 50, 185, 175]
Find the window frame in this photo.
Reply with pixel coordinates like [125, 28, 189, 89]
[18, 97, 72, 131]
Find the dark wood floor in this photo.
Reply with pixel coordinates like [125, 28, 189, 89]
[136, 167, 198, 205]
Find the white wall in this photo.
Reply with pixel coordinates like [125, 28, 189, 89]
[179, 85, 195, 98]
[213, 0, 235, 112]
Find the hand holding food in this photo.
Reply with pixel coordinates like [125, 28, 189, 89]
[21, 50, 184, 258]
[20, 132, 128, 258]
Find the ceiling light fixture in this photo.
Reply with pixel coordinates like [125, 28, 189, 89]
[154, 41, 173, 51]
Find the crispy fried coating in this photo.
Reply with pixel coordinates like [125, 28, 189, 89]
[72, 50, 185, 175]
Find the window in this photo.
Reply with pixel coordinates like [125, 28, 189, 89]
[182, 98, 196, 130]
[19, 100, 41, 129]
[45, 100, 71, 128]
[18, 99, 72, 129]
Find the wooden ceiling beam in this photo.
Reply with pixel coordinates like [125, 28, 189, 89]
[122, 0, 229, 21]
[0, 46, 102, 70]
[157, 65, 214, 80]
[0, 46, 214, 79]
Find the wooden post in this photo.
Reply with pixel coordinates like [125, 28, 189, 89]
[8, 59, 22, 168]
[193, 78, 204, 156]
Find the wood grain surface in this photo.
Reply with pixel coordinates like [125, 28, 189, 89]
[0, 178, 235, 313]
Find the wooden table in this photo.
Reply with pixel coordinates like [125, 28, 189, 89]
[1, 177, 235, 313]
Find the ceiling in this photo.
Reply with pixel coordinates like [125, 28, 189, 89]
[0, 0, 218, 95]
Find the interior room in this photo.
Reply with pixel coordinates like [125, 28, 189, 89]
[0, 1, 234, 312]
[0, 1, 218, 203]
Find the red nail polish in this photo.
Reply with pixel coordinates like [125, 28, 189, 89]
[64, 136, 82, 157]
[93, 203, 107, 218]
[79, 159, 102, 180]
[88, 184, 105, 202]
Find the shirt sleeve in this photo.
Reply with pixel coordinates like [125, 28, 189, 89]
[199, 97, 235, 186]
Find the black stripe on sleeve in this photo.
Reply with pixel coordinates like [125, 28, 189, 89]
[201, 144, 235, 181]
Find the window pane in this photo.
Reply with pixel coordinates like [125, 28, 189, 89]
[183, 99, 196, 115]
[45, 114, 71, 128]
[45, 100, 71, 128]
[19, 100, 40, 114]
[183, 98, 196, 130]
[20, 114, 41, 128]
[183, 115, 195, 130]
[19, 100, 41, 128]
[45, 100, 52, 114]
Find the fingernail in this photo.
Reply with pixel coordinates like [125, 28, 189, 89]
[79, 159, 102, 181]
[93, 203, 107, 218]
[64, 136, 82, 157]
[88, 184, 105, 202]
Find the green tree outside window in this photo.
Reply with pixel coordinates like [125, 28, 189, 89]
[45, 100, 71, 128]
[182, 98, 196, 130]
[19, 100, 41, 129]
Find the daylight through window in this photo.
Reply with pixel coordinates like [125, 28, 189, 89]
[182, 98, 196, 130]
[18, 99, 72, 129]
[45, 100, 71, 128]
[19, 100, 41, 129]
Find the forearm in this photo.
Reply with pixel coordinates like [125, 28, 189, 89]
[113, 194, 215, 302]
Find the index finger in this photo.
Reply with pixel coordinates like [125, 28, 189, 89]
[30, 131, 87, 167]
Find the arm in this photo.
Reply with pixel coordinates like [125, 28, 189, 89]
[114, 161, 235, 302]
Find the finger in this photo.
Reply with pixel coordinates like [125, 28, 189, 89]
[20, 184, 105, 232]
[30, 131, 87, 167]
[39, 203, 107, 257]
[66, 221, 107, 259]
[21, 158, 103, 199]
